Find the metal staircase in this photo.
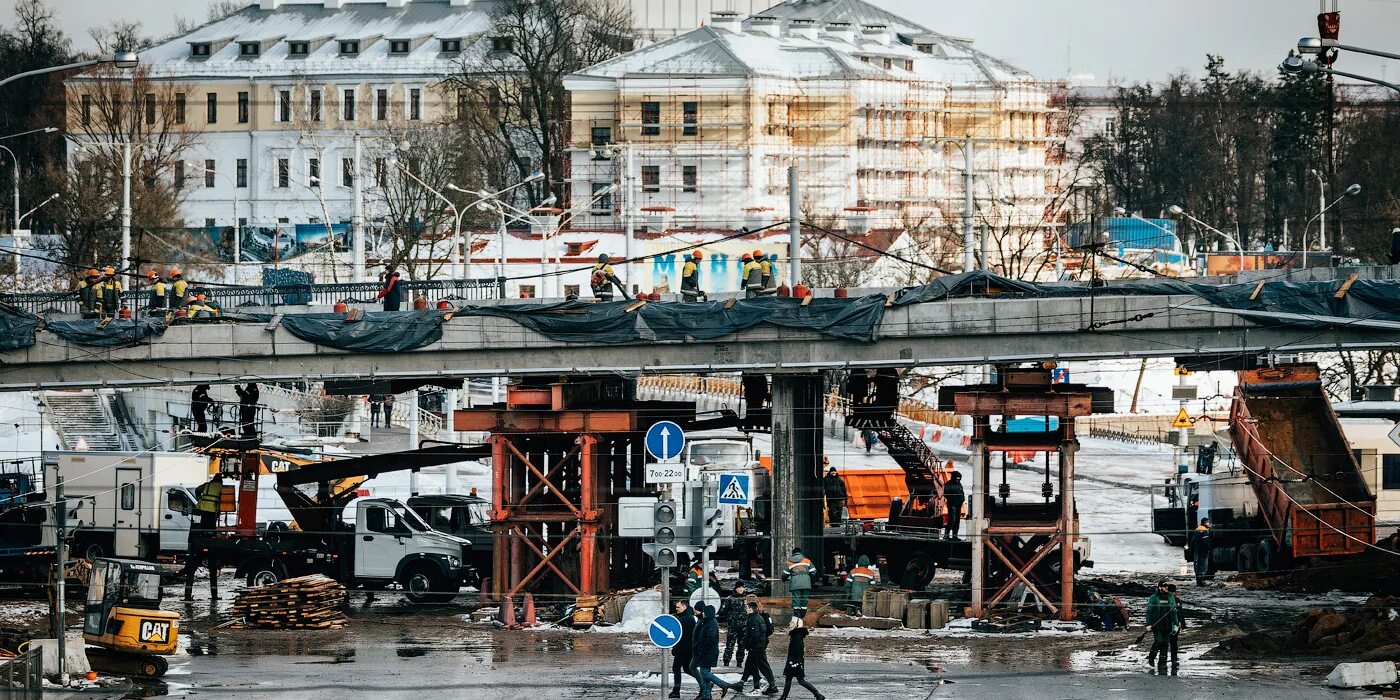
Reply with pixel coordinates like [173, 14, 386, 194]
[41, 391, 141, 451]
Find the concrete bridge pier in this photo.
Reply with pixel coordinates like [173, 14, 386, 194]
[768, 373, 826, 594]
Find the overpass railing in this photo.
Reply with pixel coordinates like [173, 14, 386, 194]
[0, 277, 505, 315]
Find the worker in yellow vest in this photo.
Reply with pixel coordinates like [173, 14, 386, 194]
[147, 270, 169, 313]
[740, 253, 762, 298]
[680, 250, 706, 302]
[183, 473, 223, 601]
[98, 266, 122, 316]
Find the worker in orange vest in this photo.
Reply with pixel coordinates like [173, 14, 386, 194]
[844, 555, 877, 612]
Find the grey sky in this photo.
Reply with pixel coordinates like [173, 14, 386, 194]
[5, 0, 1400, 84]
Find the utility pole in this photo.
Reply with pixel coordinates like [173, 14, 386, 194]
[120, 141, 132, 276]
[623, 146, 635, 294]
[963, 135, 975, 274]
[352, 132, 366, 283]
[787, 166, 801, 287]
[53, 475, 66, 680]
[659, 565, 670, 700]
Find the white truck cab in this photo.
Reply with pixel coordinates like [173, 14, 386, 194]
[351, 498, 472, 599]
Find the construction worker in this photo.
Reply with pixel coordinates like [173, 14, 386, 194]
[590, 253, 629, 301]
[185, 294, 219, 319]
[741, 253, 762, 298]
[377, 263, 402, 311]
[235, 383, 259, 439]
[755, 250, 776, 293]
[822, 464, 846, 524]
[190, 384, 212, 433]
[98, 266, 122, 316]
[183, 472, 224, 601]
[1189, 518, 1214, 586]
[76, 268, 101, 318]
[146, 271, 169, 313]
[1167, 583, 1185, 665]
[844, 555, 877, 612]
[680, 250, 707, 302]
[1145, 580, 1178, 667]
[943, 471, 965, 540]
[782, 547, 816, 620]
[167, 267, 188, 307]
[684, 560, 705, 594]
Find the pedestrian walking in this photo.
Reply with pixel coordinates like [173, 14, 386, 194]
[942, 471, 966, 540]
[861, 428, 878, 454]
[822, 465, 846, 525]
[190, 384, 212, 433]
[740, 600, 778, 695]
[722, 582, 748, 667]
[1145, 580, 1178, 666]
[183, 473, 223, 601]
[1168, 583, 1184, 665]
[377, 263, 403, 311]
[1188, 518, 1214, 586]
[844, 555, 877, 612]
[782, 548, 816, 620]
[777, 619, 823, 700]
[590, 254, 629, 302]
[692, 603, 738, 699]
[369, 395, 383, 428]
[669, 599, 699, 698]
[384, 394, 396, 427]
[681, 250, 707, 302]
[234, 383, 259, 438]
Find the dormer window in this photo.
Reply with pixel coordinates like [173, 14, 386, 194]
[289, 41, 310, 56]
[239, 42, 260, 57]
[191, 43, 211, 57]
[490, 36, 513, 52]
[340, 40, 360, 55]
[389, 39, 410, 54]
[440, 38, 462, 53]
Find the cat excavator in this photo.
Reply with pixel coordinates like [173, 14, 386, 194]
[83, 558, 179, 678]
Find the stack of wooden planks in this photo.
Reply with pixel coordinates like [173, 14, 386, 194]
[229, 574, 349, 630]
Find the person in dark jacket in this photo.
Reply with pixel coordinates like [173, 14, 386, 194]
[692, 604, 737, 699]
[377, 263, 402, 311]
[234, 383, 259, 438]
[1167, 583, 1184, 665]
[822, 465, 846, 524]
[190, 384, 212, 433]
[722, 582, 748, 667]
[1188, 518, 1214, 586]
[669, 600, 699, 698]
[740, 601, 778, 695]
[1145, 580, 1178, 666]
[778, 619, 823, 700]
[943, 471, 966, 540]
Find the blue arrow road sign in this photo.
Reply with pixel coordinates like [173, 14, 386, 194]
[649, 614, 683, 649]
[645, 421, 685, 461]
[718, 473, 752, 505]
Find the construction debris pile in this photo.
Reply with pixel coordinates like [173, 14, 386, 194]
[229, 575, 349, 630]
[1210, 596, 1400, 662]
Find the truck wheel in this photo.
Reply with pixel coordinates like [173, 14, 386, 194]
[82, 540, 107, 561]
[1236, 543, 1257, 573]
[1256, 540, 1274, 573]
[402, 565, 447, 604]
[246, 563, 284, 588]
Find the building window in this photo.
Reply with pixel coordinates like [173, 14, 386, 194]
[143, 93, 156, 125]
[288, 41, 309, 56]
[309, 89, 322, 122]
[409, 88, 421, 121]
[276, 158, 289, 188]
[339, 40, 360, 55]
[376, 88, 388, 120]
[591, 126, 612, 147]
[204, 159, 216, 188]
[237, 91, 249, 123]
[882, 57, 893, 70]
[903, 59, 914, 70]
[341, 157, 354, 187]
[81, 94, 92, 125]
[240, 42, 260, 57]
[488, 87, 501, 113]
[174, 93, 186, 124]
[590, 182, 613, 213]
[563, 284, 579, 297]
[456, 89, 468, 119]
[389, 39, 410, 54]
[374, 158, 387, 187]
[206, 92, 217, 123]
[682, 165, 697, 192]
[641, 101, 660, 136]
[490, 36, 513, 52]
[308, 158, 320, 187]
[518, 284, 535, 299]
[204, 217, 216, 228]
[641, 165, 660, 193]
[682, 101, 698, 136]
[440, 38, 462, 53]
[191, 43, 210, 57]
[236, 158, 248, 188]
[1384, 454, 1400, 490]
[173, 161, 185, 189]
[343, 88, 356, 121]
[278, 90, 291, 122]
[1103, 117, 1117, 137]
[277, 217, 289, 224]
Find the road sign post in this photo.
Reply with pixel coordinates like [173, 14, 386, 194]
[651, 604, 680, 700]
[646, 421, 685, 462]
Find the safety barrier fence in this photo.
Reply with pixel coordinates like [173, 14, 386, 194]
[0, 277, 504, 315]
[0, 647, 42, 689]
[1078, 412, 1229, 445]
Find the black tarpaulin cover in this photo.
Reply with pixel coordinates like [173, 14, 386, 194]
[460, 300, 640, 343]
[0, 305, 38, 350]
[281, 310, 449, 353]
[45, 317, 166, 347]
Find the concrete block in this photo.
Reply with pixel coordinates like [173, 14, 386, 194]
[1327, 661, 1397, 689]
[929, 599, 949, 629]
[29, 636, 90, 677]
[888, 590, 909, 622]
[906, 599, 929, 629]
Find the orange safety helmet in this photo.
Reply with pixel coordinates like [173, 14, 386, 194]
[146, 270, 157, 280]
[691, 250, 703, 260]
[169, 267, 181, 277]
[753, 249, 766, 259]
[196, 293, 206, 301]
[741, 253, 752, 262]
[85, 268, 99, 277]
[103, 266, 115, 276]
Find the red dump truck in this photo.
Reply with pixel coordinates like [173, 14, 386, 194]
[1222, 364, 1376, 571]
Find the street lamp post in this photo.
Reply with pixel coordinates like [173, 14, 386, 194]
[1300, 182, 1361, 264]
[1281, 43, 1400, 94]
[1168, 205, 1244, 275]
[445, 173, 544, 281]
[0, 127, 59, 239]
[0, 52, 138, 91]
[13, 193, 57, 277]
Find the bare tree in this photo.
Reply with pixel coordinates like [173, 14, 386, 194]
[444, 0, 634, 206]
[373, 124, 465, 281]
[1318, 351, 1400, 401]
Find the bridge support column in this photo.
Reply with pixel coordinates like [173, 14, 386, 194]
[769, 374, 825, 590]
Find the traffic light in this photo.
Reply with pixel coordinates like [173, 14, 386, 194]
[652, 499, 678, 568]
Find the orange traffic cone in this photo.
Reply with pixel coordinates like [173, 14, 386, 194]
[500, 595, 517, 628]
[522, 593, 537, 627]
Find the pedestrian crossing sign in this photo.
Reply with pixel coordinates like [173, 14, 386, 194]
[718, 473, 752, 505]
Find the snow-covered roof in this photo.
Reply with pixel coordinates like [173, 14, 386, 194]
[572, 0, 1029, 84]
[125, 0, 497, 79]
